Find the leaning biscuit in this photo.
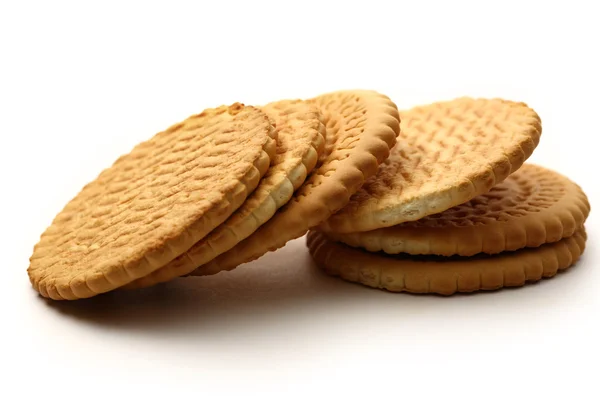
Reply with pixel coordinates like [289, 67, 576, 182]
[325, 164, 590, 256]
[28, 104, 277, 300]
[307, 228, 587, 295]
[190, 90, 400, 276]
[320, 97, 542, 233]
[126, 99, 326, 289]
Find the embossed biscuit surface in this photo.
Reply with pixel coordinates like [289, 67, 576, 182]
[28, 104, 276, 300]
[307, 228, 587, 295]
[326, 164, 590, 256]
[320, 97, 542, 233]
[127, 99, 326, 288]
[190, 90, 400, 276]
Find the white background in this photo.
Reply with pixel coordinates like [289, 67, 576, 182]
[1, 1, 598, 399]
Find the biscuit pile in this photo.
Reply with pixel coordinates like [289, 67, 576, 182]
[310, 98, 590, 294]
[27, 91, 590, 300]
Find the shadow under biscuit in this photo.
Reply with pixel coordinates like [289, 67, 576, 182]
[39, 237, 593, 341]
[41, 239, 357, 334]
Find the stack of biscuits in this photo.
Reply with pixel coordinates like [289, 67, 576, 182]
[27, 91, 590, 300]
[310, 98, 590, 294]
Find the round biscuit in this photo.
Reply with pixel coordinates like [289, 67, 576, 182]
[320, 97, 542, 233]
[28, 104, 276, 300]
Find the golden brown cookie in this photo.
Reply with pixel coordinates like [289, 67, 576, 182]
[307, 228, 587, 295]
[320, 97, 542, 233]
[28, 104, 277, 300]
[190, 90, 400, 276]
[126, 99, 326, 289]
[325, 164, 590, 256]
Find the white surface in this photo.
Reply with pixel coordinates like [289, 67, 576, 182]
[1, 1, 598, 399]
